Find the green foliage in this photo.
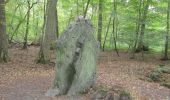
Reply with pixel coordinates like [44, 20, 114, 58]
[4, 0, 170, 53]
[148, 71, 161, 82]
[147, 65, 170, 82]
[119, 90, 132, 100]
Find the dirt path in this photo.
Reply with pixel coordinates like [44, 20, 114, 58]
[0, 47, 170, 100]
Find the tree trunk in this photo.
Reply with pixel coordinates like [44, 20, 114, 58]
[0, 0, 8, 62]
[163, 0, 170, 60]
[91, 1, 97, 20]
[45, 17, 99, 97]
[102, 15, 112, 51]
[56, 7, 59, 38]
[37, 0, 57, 63]
[9, 1, 37, 43]
[84, 0, 90, 18]
[136, 0, 149, 52]
[23, 0, 31, 49]
[8, 4, 20, 43]
[97, 0, 103, 48]
[32, 6, 39, 44]
[130, 0, 142, 58]
[112, 0, 119, 56]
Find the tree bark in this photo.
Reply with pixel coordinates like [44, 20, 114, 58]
[136, 0, 150, 52]
[102, 15, 112, 51]
[112, 0, 119, 56]
[23, 0, 31, 49]
[0, 0, 8, 62]
[8, 4, 21, 42]
[163, 0, 170, 60]
[9, 1, 37, 43]
[37, 0, 57, 63]
[56, 7, 59, 38]
[84, 0, 90, 18]
[97, 0, 103, 48]
[130, 0, 142, 58]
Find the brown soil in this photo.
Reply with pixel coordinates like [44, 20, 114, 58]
[0, 46, 170, 100]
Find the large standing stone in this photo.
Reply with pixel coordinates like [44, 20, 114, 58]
[46, 17, 99, 96]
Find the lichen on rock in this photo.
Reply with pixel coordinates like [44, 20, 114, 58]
[46, 17, 99, 96]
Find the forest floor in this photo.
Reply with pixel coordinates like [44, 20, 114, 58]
[0, 46, 170, 100]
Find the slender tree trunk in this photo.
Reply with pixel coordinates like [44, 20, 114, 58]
[42, 0, 46, 31]
[23, 0, 31, 49]
[84, 0, 90, 18]
[38, 5, 46, 63]
[112, 0, 119, 56]
[32, 4, 39, 44]
[91, 0, 97, 20]
[10, 18, 25, 42]
[38, 0, 46, 49]
[163, 0, 170, 60]
[0, 0, 8, 62]
[56, 7, 59, 38]
[103, 15, 112, 51]
[9, 4, 20, 42]
[136, 0, 149, 52]
[9, 2, 37, 43]
[131, 0, 142, 58]
[98, 0, 103, 48]
[34, 7, 39, 42]
[37, 0, 58, 63]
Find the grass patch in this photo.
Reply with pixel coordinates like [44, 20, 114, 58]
[147, 65, 170, 82]
[146, 65, 170, 89]
[119, 90, 132, 100]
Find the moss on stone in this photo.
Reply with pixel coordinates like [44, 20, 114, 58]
[46, 17, 99, 96]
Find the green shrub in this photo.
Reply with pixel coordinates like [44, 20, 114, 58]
[147, 65, 170, 89]
[147, 65, 170, 82]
